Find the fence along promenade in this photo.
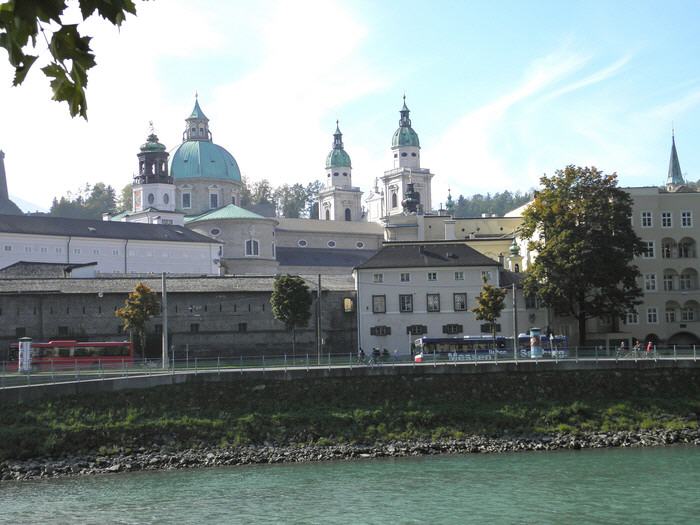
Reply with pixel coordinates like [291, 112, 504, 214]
[1, 344, 698, 390]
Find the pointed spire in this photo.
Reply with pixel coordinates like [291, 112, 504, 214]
[0, 149, 8, 201]
[189, 97, 208, 121]
[332, 120, 344, 149]
[399, 94, 411, 127]
[667, 133, 684, 187]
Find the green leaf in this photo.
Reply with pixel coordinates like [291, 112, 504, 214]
[12, 53, 38, 85]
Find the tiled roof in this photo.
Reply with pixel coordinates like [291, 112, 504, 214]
[277, 247, 376, 268]
[355, 242, 498, 269]
[185, 204, 270, 223]
[0, 214, 220, 244]
[0, 274, 354, 294]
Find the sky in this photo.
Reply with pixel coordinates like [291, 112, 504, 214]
[2, 0, 700, 212]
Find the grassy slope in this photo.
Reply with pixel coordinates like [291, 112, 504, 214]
[1, 371, 699, 460]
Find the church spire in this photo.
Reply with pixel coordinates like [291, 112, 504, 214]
[184, 96, 212, 142]
[0, 150, 8, 202]
[667, 132, 684, 188]
[333, 120, 344, 150]
[399, 94, 412, 127]
[0, 150, 23, 215]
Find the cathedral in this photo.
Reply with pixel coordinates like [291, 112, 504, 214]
[106, 95, 448, 274]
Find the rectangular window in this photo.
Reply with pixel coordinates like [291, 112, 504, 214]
[370, 325, 391, 336]
[681, 308, 695, 322]
[238, 322, 247, 332]
[190, 323, 200, 333]
[400, 272, 410, 282]
[663, 274, 674, 291]
[209, 193, 219, 209]
[3, 245, 11, 251]
[372, 295, 386, 313]
[454, 271, 464, 281]
[679, 273, 692, 290]
[525, 295, 537, 309]
[453, 293, 467, 311]
[681, 211, 693, 228]
[74, 248, 81, 255]
[399, 294, 413, 313]
[661, 212, 672, 228]
[642, 241, 655, 258]
[15, 327, 26, 338]
[644, 273, 656, 291]
[641, 211, 652, 227]
[480, 323, 501, 333]
[25, 246, 31, 253]
[112, 249, 119, 256]
[442, 324, 463, 335]
[647, 307, 658, 324]
[182, 192, 191, 209]
[40, 247, 47, 253]
[57, 326, 69, 336]
[481, 271, 492, 282]
[426, 293, 441, 312]
[665, 309, 676, 323]
[427, 272, 437, 281]
[245, 239, 259, 256]
[373, 273, 383, 283]
[93, 249, 99, 255]
[406, 325, 427, 336]
[625, 311, 639, 325]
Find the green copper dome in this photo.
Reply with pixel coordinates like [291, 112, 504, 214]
[509, 238, 521, 256]
[140, 133, 166, 152]
[325, 121, 352, 168]
[392, 126, 420, 148]
[325, 149, 352, 169]
[170, 140, 241, 182]
[392, 97, 420, 148]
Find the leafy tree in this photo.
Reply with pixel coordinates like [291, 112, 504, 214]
[49, 182, 116, 219]
[472, 276, 507, 341]
[274, 183, 308, 218]
[0, 0, 139, 119]
[115, 282, 160, 360]
[239, 176, 253, 207]
[117, 183, 133, 213]
[251, 179, 273, 204]
[520, 165, 644, 345]
[452, 190, 532, 217]
[270, 274, 312, 356]
[305, 180, 324, 218]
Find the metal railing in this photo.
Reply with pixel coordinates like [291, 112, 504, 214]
[0, 345, 697, 390]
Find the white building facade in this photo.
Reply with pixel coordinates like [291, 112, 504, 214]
[354, 242, 546, 354]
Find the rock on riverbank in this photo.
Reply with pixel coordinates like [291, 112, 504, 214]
[2, 428, 700, 482]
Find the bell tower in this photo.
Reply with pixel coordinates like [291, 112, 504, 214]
[132, 123, 176, 214]
[318, 121, 363, 221]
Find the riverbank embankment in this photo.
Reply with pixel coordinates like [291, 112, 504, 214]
[2, 365, 699, 480]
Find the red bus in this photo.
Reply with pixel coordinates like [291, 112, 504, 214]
[8, 340, 134, 370]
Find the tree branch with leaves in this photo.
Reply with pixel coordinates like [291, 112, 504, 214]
[270, 274, 312, 356]
[0, 0, 139, 119]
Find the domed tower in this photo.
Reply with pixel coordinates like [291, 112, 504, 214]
[370, 96, 434, 222]
[391, 96, 421, 169]
[170, 97, 243, 215]
[132, 126, 175, 213]
[318, 121, 364, 221]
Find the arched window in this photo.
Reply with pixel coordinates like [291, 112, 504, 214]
[345, 208, 351, 221]
[245, 239, 259, 256]
[391, 193, 398, 208]
[325, 209, 330, 220]
[514, 263, 520, 273]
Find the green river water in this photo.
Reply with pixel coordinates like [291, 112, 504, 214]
[1, 446, 698, 524]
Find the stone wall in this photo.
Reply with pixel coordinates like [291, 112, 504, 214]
[0, 286, 356, 359]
